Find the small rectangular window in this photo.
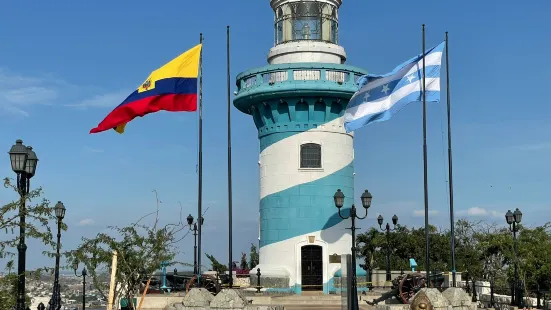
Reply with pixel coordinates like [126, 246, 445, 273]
[300, 143, 322, 168]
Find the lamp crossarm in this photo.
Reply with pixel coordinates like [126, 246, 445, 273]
[356, 212, 368, 220]
[337, 208, 350, 220]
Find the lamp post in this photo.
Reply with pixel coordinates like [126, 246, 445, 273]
[72, 261, 87, 310]
[187, 214, 204, 276]
[377, 214, 398, 282]
[48, 201, 66, 310]
[505, 208, 523, 307]
[8, 139, 39, 310]
[333, 189, 372, 310]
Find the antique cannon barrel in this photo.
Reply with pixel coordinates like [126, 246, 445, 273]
[428, 271, 445, 288]
[365, 272, 429, 305]
[365, 288, 399, 306]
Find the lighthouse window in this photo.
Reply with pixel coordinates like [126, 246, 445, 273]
[330, 8, 338, 43]
[300, 143, 322, 169]
[276, 8, 284, 44]
[293, 2, 321, 41]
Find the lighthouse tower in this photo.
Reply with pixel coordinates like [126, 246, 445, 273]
[233, 0, 367, 294]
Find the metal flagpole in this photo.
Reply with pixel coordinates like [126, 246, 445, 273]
[445, 31, 457, 287]
[421, 24, 431, 286]
[197, 33, 204, 279]
[227, 25, 234, 288]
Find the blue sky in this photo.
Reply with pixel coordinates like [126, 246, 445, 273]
[0, 0, 550, 270]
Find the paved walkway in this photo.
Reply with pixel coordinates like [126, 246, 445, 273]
[284, 305, 374, 310]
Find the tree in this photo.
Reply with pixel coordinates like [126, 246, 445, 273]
[0, 177, 63, 309]
[4, 261, 13, 275]
[240, 252, 248, 270]
[248, 244, 259, 269]
[517, 223, 551, 294]
[1, 177, 62, 259]
[355, 218, 551, 296]
[66, 190, 188, 310]
[356, 228, 380, 275]
[0, 272, 33, 310]
[0, 274, 17, 310]
[205, 253, 228, 273]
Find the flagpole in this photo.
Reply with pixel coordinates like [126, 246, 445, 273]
[197, 33, 204, 279]
[445, 31, 457, 287]
[227, 25, 234, 289]
[422, 24, 431, 286]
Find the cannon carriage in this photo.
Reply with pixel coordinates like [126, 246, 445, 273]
[365, 271, 445, 305]
[140, 270, 226, 295]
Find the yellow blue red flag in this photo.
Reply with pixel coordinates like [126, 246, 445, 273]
[90, 43, 202, 134]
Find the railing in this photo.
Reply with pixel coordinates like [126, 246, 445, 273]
[235, 64, 366, 94]
[465, 279, 551, 310]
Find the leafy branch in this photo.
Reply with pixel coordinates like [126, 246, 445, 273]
[65, 190, 191, 307]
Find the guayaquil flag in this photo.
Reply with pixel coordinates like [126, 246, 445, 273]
[89, 43, 202, 134]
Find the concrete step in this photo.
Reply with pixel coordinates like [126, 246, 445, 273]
[268, 295, 381, 306]
[284, 306, 374, 310]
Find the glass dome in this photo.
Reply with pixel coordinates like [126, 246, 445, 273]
[274, 1, 338, 45]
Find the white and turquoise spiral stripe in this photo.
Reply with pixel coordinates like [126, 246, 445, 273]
[256, 116, 355, 292]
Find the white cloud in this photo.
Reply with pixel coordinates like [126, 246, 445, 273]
[66, 89, 130, 109]
[78, 218, 95, 226]
[466, 207, 487, 216]
[412, 210, 439, 217]
[0, 68, 72, 116]
[457, 207, 501, 218]
[0, 67, 132, 115]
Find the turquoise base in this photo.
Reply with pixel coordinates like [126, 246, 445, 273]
[264, 266, 370, 295]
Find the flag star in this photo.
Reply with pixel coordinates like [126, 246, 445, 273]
[381, 84, 390, 94]
[406, 75, 415, 83]
[363, 91, 371, 101]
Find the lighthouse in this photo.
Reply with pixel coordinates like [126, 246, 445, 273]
[233, 0, 367, 294]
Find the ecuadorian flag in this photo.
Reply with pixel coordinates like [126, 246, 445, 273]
[89, 43, 202, 134]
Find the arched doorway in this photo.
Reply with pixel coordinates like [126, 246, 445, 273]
[301, 245, 323, 291]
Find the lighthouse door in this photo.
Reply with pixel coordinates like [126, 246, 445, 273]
[301, 245, 323, 291]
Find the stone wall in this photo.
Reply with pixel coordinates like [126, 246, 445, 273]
[472, 281, 551, 310]
[376, 288, 475, 310]
[166, 288, 284, 310]
[235, 277, 250, 288]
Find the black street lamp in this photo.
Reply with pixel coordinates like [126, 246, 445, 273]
[333, 189, 372, 310]
[187, 214, 204, 276]
[377, 214, 398, 282]
[505, 208, 523, 307]
[72, 261, 87, 310]
[48, 201, 66, 310]
[8, 139, 39, 310]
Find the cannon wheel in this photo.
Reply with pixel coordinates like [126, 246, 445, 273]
[201, 275, 221, 295]
[185, 274, 221, 295]
[186, 275, 199, 293]
[398, 272, 427, 304]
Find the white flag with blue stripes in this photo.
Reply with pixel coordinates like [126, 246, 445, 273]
[344, 41, 445, 133]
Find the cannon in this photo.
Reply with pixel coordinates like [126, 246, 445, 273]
[185, 274, 222, 295]
[140, 271, 222, 296]
[365, 272, 427, 305]
[365, 271, 445, 305]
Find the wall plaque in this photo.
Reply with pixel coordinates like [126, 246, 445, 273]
[329, 253, 341, 263]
